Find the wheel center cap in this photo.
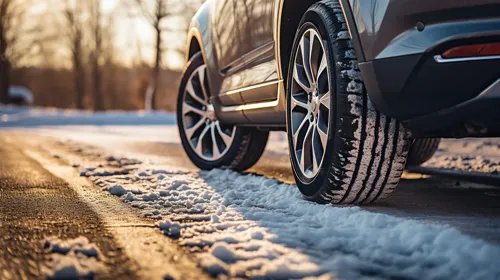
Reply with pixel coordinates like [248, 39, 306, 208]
[311, 94, 319, 114]
[206, 104, 216, 121]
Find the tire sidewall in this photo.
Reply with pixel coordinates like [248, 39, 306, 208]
[286, 11, 339, 197]
[177, 53, 244, 170]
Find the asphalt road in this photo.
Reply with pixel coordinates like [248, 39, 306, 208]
[0, 135, 208, 280]
[0, 138, 137, 279]
[1, 130, 500, 279]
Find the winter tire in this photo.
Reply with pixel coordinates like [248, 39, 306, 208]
[286, 0, 410, 205]
[407, 138, 441, 166]
[177, 53, 269, 171]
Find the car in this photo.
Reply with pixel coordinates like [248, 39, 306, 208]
[8, 86, 34, 106]
[177, 0, 500, 204]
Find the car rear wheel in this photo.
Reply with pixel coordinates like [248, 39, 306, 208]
[286, 0, 410, 204]
[177, 53, 269, 171]
[407, 138, 441, 166]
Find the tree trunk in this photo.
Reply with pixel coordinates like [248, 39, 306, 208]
[149, 25, 161, 111]
[92, 0, 103, 111]
[73, 45, 85, 109]
[0, 61, 9, 104]
[0, 17, 9, 104]
[93, 56, 102, 111]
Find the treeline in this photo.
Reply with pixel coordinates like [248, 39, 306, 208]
[10, 65, 181, 111]
[0, 0, 201, 111]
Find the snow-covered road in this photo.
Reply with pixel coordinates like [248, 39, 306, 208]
[2, 107, 500, 279]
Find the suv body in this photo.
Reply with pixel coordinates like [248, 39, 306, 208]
[177, 0, 500, 204]
[186, 0, 500, 136]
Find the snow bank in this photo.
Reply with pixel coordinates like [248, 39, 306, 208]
[44, 236, 105, 279]
[0, 106, 175, 127]
[65, 144, 500, 280]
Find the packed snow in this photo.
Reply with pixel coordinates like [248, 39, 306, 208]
[48, 141, 500, 280]
[44, 236, 105, 279]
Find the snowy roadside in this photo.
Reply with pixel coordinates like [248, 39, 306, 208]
[4, 106, 500, 176]
[44, 237, 105, 279]
[0, 106, 176, 127]
[45, 140, 500, 280]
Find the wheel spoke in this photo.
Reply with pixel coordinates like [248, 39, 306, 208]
[291, 94, 309, 110]
[197, 66, 209, 101]
[317, 123, 328, 151]
[317, 53, 327, 83]
[293, 63, 310, 93]
[320, 91, 330, 110]
[293, 113, 310, 150]
[300, 35, 314, 88]
[210, 124, 220, 158]
[185, 117, 206, 139]
[215, 121, 233, 147]
[186, 81, 206, 106]
[195, 124, 210, 155]
[309, 31, 317, 85]
[183, 103, 206, 117]
[299, 121, 314, 173]
[312, 126, 320, 172]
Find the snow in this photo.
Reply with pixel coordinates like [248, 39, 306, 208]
[44, 236, 105, 279]
[50, 143, 500, 280]
[424, 138, 500, 174]
[109, 185, 127, 196]
[5, 107, 500, 279]
[0, 106, 175, 127]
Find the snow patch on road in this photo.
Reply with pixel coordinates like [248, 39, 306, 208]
[57, 143, 500, 280]
[44, 236, 105, 279]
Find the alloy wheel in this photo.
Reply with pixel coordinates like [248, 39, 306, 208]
[182, 65, 236, 161]
[290, 28, 331, 179]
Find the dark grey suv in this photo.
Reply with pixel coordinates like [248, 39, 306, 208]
[177, 0, 500, 204]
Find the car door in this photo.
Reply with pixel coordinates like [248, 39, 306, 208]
[211, 0, 246, 106]
[231, 0, 279, 104]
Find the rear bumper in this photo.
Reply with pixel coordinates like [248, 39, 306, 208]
[404, 78, 500, 137]
[346, 1, 500, 136]
[360, 53, 500, 122]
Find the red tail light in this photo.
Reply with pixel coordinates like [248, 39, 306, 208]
[442, 42, 500, 59]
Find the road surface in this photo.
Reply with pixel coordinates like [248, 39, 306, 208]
[1, 108, 500, 279]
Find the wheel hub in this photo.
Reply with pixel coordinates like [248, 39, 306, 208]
[311, 92, 319, 115]
[289, 28, 332, 179]
[206, 104, 216, 121]
[182, 65, 236, 161]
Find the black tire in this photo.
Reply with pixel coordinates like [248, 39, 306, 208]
[407, 138, 441, 166]
[286, 0, 410, 204]
[177, 53, 269, 171]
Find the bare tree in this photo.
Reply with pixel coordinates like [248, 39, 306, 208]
[0, 0, 28, 103]
[63, 0, 86, 109]
[134, 0, 170, 110]
[89, 0, 104, 111]
[0, 0, 10, 103]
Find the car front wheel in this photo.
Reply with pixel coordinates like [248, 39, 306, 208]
[177, 53, 269, 171]
[286, 0, 410, 204]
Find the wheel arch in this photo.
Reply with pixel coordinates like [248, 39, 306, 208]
[275, 0, 365, 85]
[186, 33, 202, 62]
